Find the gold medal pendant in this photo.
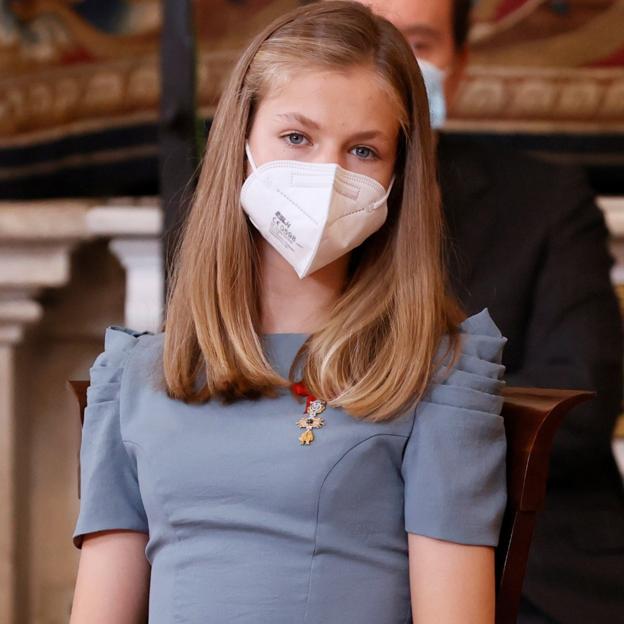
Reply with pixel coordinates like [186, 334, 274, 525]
[296, 398, 327, 445]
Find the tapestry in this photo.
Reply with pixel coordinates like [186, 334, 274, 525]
[453, 0, 624, 132]
[1, 0, 622, 198]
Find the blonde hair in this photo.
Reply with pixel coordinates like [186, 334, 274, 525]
[163, 0, 465, 422]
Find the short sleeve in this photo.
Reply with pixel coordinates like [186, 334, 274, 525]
[72, 325, 151, 549]
[401, 307, 508, 546]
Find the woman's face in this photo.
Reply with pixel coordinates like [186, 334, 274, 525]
[247, 65, 401, 189]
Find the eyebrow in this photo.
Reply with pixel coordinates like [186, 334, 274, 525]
[349, 129, 389, 142]
[275, 112, 320, 130]
[400, 24, 442, 41]
[275, 112, 392, 143]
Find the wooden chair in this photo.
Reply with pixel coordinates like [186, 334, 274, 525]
[495, 386, 595, 623]
[66, 379, 595, 623]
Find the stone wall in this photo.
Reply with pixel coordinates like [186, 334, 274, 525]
[0, 199, 162, 624]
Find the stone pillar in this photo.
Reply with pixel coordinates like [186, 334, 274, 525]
[109, 239, 163, 332]
[0, 296, 45, 623]
[0, 201, 83, 624]
[0, 339, 16, 624]
[86, 202, 164, 331]
[0, 297, 44, 624]
[0, 198, 162, 624]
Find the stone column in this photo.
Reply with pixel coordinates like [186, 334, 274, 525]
[0, 198, 162, 624]
[109, 238, 163, 332]
[86, 202, 164, 331]
[0, 297, 43, 624]
[0, 337, 17, 624]
[0, 201, 85, 624]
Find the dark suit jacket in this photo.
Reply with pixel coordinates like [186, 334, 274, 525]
[437, 133, 624, 624]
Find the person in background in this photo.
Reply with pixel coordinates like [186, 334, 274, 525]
[358, 1, 624, 622]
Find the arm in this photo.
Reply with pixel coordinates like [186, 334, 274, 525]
[505, 166, 623, 473]
[70, 530, 150, 624]
[401, 310, 507, 622]
[408, 533, 495, 624]
[70, 327, 153, 621]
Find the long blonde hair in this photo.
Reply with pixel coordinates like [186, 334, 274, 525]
[163, 0, 465, 422]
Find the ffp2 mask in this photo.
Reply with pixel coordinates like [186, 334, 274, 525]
[417, 58, 448, 129]
[240, 143, 394, 279]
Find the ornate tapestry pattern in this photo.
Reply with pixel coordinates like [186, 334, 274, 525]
[1, 0, 622, 198]
[1, 0, 623, 144]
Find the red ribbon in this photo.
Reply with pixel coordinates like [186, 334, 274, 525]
[290, 381, 316, 413]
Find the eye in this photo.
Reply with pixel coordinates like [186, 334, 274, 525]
[351, 145, 377, 160]
[283, 132, 309, 146]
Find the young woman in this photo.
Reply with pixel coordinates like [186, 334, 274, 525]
[69, 2, 508, 623]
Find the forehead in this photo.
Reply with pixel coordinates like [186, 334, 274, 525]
[364, 0, 453, 34]
[257, 66, 402, 136]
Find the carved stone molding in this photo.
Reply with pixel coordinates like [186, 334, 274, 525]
[109, 238, 164, 333]
[448, 66, 624, 133]
[0, 57, 160, 140]
[0, 198, 163, 340]
[0, 201, 89, 345]
[0, 197, 162, 624]
[0, 50, 237, 145]
[86, 199, 164, 332]
[3, 51, 624, 144]
[0, 296, 42, 345]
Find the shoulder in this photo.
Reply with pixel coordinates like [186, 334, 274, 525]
[438, 132, 573, 180]
[101, 324, 153, 357]
[428, 308, 508, 416]
[456, 307, 507, 365]
[439, 307, 507, 367]
[88, 325, 164, 399]
[105, 324, 165, 354]
[90, 325, 158, 373]
[438, 133, 592, 215]
[403, 309, 508, 545]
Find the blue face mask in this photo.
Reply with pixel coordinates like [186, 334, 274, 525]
[416, 58, 448, 130]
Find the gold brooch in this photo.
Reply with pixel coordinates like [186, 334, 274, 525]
[296, 399, 327, 445]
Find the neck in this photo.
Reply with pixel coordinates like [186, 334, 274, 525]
[257, 237, 349, 334]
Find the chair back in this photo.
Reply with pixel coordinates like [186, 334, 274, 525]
[496, 386, 595, 623]
[66, 380, 595, 623]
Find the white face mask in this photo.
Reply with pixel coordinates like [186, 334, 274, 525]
[416, 58, 448, 129]
[240, 142, 394, 279]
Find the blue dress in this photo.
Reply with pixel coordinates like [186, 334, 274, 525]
[72, 307, 508, 623]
